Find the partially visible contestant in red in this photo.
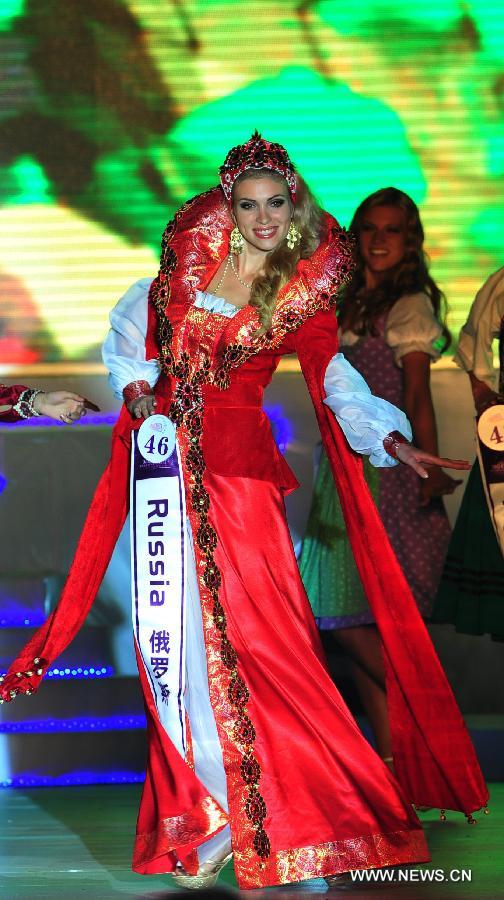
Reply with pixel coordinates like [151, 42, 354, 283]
[1, 132, 487, 891]
[0, 383, 87, 423]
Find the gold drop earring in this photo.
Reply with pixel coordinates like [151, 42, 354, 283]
[230, 226, 244, 254]
[286, 221, 301, 250]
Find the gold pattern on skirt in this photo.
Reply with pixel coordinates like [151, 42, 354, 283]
[176, 411, 271, 862]
[134, 796, 227, 866]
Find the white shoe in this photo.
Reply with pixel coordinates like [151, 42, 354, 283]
[172, 852, 233, 890]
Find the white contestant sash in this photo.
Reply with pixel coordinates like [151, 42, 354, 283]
[130, 415, 187, 756]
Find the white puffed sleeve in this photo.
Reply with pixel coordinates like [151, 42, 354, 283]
[385, 293, 442, 367]
[102, 277, 160, 399]
[454, 268, 504, 389]
[323, 353, 412, 467]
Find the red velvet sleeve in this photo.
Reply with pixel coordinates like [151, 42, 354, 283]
[294, 309, 488, 816]
[0, 383, 30, 421]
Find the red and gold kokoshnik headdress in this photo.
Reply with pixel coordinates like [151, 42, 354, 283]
[219, 130, 297, 203]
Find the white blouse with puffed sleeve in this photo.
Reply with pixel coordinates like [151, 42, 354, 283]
[384, 292, 442, 367]
[102, 278, 158, 399]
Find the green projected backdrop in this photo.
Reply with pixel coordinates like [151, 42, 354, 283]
[0, 0, 502, 363]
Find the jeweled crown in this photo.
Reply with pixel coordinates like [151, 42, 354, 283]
[219, 130, 297, 203]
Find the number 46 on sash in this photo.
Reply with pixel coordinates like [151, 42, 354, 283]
[138, 415, 177, 463]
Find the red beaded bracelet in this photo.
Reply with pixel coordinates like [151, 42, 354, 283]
[123, 380, 153, 404]
[383, 430, 410, 460]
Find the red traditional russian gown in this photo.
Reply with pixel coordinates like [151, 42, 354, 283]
[1, 189, 487, 889]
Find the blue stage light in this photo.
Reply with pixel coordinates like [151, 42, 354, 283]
[264, 403, 293, 454]
[0, 612, 45, 627]
[45, 665, 113, 679]
[0, 593, 46, 628]
[1, 412, 119, 430]
[0, 666, 114, 680]
[1, 771, 145, 788]
[0, 473, 7, 495]
[0, 714, 146, 734]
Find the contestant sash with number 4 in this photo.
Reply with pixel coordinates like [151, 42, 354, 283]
[477, 404, 504, 556]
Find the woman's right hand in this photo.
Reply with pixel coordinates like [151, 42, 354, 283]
[127, 395, 157, 419]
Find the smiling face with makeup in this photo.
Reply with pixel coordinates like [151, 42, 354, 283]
[358, 204, 408, 288]
[232, 174, 292, 256]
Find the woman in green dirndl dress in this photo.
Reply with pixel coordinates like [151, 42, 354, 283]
[432, 268, 504, 640]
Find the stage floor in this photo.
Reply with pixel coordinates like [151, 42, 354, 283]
[0, 784, 502, 899]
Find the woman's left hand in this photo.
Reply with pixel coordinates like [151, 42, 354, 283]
[395, 442, 471, 479]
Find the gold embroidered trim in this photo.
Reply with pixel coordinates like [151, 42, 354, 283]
[234, 827, 429, 889]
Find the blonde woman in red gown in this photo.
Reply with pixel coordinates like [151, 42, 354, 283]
[0, 134, 486, 891]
